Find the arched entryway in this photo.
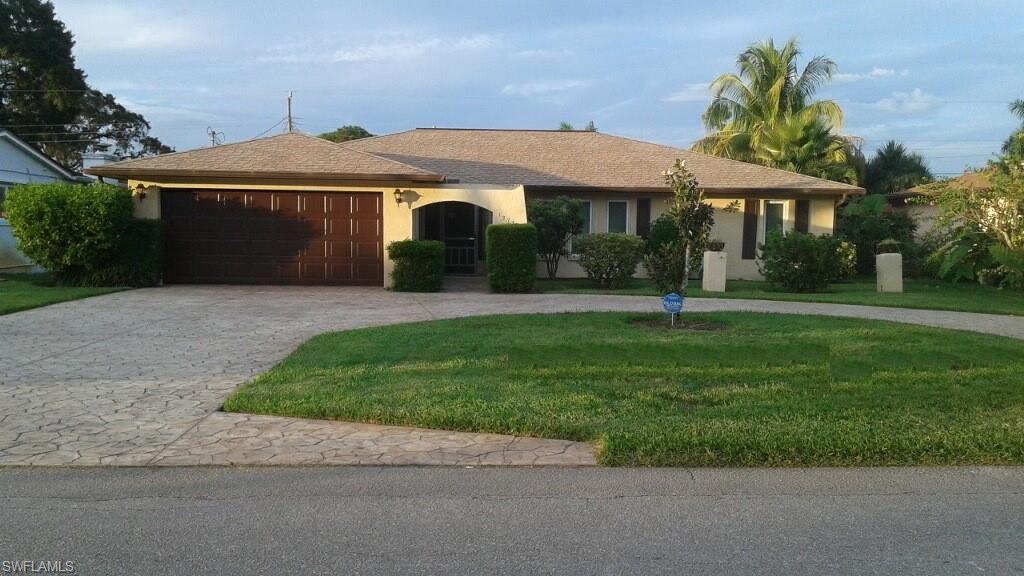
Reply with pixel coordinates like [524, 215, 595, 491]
[413, 201, 493, 274]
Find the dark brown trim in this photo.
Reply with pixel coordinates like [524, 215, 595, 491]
[523, 184, 862, 197]
[742, 199, 759, 260]
[794, 199, 810, 233]
[636, 198, 652, 238]
[83, 167, 445, 183]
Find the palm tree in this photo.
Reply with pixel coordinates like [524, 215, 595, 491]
[694, 38, 854, 182]
[1011, 99, 1024, 122]
[863, 140, 933, 194]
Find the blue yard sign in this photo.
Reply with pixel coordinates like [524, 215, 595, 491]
[662, 292, 684, 314]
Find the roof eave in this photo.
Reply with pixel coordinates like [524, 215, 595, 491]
[83, 167, 446, 183]
[523, 184, 865, 196]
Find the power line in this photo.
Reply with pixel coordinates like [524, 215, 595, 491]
[252, 117, 287, 139]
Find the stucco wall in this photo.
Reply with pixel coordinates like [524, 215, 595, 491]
[127, 179, 527, 287]
[536, 195, 839, 281]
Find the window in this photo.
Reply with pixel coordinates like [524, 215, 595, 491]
[0, 186, 8, 219]
[764, 200, 786, 238]
[607, 201, 628, 233]
[568, 200, 592, 255]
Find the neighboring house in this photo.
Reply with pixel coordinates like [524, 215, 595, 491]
[0, 130, 89, 272]
[86, 128, 864, 287]
[888, 171, 990, 237]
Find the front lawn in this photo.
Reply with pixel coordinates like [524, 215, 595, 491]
[536, 277, 1024, 316]
[224, 312, 1024, 467]
[0, 273, 125, 315]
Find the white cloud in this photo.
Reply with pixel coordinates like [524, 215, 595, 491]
[514, 48, 572, 60]
[833, 67, 900, 84]
[261, 34, 498, 64]
[663, 83, 711, 103]
[875, 88, 938, 114]
[54, 3, 203, 53]
[501, 80, 589, 97]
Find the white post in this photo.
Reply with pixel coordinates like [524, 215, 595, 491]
[702, 251, 727, 292]
[876, 253, 903, 293]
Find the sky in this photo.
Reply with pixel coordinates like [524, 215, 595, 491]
[51, 0, 1024, 176]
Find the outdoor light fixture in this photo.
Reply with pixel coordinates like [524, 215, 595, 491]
[133, 183, 148, 200]
[393, 188, 403, 205]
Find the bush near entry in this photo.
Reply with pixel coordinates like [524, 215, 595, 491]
[4, 182, 162, 286]
[486, 223, 537, 293]
[576, 233, 645, 288]
[759, 231, 847, 293]
[387, 240, 445, 292]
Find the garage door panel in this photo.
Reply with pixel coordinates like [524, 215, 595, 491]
[160, 190, 383, 285]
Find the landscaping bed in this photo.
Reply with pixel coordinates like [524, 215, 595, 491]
[0, 273, 125, 315]
[224, 312, 1024, 467]
[536, 277, 1024, 317]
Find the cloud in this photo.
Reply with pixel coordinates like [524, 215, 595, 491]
[501, 80, 589, 97]
[54, 3, 203, 53]
[261, 34, 498, 64]
[663, 83, 711, 103]
[513, 48, 572, 60]
[833, 67, 903, 84]
[875, 88, 938, 114]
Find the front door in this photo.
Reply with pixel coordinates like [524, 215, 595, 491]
[441, 202, 477, 273]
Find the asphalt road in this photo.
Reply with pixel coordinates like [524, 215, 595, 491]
[1, 466, 1021, 576]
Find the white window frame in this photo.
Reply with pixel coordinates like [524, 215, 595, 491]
[567, 200, 593, 258]
[760, 199, 789, 244]
[606, 200, 629, 234]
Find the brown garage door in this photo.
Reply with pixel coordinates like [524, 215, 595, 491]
[161, 190, 383, 285]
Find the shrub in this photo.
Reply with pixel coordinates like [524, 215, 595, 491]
[836, 195, 916, 274]
[646, 213, 678, 254]
[877, 238, 902, 254]
[759, 231, 845, 293]
[645, 242, 688, 294]
[835, 239, 858, 282]
[706, 238, 726, 252]
[527, 196, 584, 278]
[486, 223, 537, 293]
[4, 182, 161, 286]
[576, 233, 645, 288]
[387, 240, 445, 292]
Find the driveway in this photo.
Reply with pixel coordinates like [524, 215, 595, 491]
[3, 285, 1024, 466]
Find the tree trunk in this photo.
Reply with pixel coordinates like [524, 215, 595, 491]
[681, 242, 691, 295]
[545, 255, 559, 279]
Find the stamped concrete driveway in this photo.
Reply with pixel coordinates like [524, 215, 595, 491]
[3, 285, 1024, 467]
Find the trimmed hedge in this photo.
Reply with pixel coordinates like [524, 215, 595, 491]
[576, 233, 645, 288]
[387, 240, 445, 292]
[486, 223, 537, 293]
[4, 182, 162, 286]
[759, 231, 846, 293]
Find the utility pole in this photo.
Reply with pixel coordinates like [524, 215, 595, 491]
[286, 91, 294, 133]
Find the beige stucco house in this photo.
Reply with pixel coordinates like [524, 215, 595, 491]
[86, 128, 863, 286]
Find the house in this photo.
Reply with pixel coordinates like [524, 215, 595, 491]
[0, 130, 89, 272]
[85, 128, 864, 286]
[888, 171, 990, 237]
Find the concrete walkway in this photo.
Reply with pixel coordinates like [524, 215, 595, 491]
[2, 285, 1023, 467]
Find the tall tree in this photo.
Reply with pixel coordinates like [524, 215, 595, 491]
[694, 37, 855, 182]
[863, 140, 933, 195]
[318, 125, 373, 143]
[0, 0, 170, 168]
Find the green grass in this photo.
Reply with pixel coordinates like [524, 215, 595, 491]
[0, 273, 125, 315]
[224, 312, 1024, 467]
[536, 277, 1024, 316]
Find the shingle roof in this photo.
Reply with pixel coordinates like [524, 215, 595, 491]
[346, 128, 864, 194]
[85, 132, 443, 182]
